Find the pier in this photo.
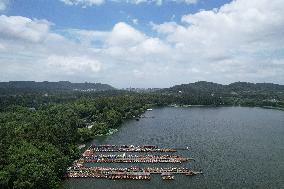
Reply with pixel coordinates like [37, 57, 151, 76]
[83, 154, 193, 163]
[67, 166, 203, 180]
[88, 145, 177, 153]
[66, 144, 202, 181]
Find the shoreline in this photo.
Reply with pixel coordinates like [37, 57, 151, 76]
[77, 105, 283, 151]
[168, 104, 284, 111]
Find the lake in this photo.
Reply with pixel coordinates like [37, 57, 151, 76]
[63, 107, 284, 189]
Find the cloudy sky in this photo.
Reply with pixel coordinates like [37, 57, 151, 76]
[0, 0, 283, 88]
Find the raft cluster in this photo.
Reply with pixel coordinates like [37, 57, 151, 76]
[66, 145, 202, 180]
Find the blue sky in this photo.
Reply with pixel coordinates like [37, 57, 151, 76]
[6, 0, 230, 31]
[0, 0, 283, 88]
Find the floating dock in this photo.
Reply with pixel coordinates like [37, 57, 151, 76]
[83, 154, 193, 163]
[67, 144, 202, 181]
[88, 145, 177, 153]
[66, 166, 202, 180]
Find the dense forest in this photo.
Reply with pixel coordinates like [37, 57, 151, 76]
[0, 81, 114, 95]
[0, 81, 283, 188]
[161, 81, 284, 107]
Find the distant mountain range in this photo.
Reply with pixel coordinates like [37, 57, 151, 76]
[161, 81, 284, 94]
[0, 81, 283, 95]
[0, 81, 115, 94]
[0, 81, 283, 109]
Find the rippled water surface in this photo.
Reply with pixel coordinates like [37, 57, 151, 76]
[63, 107, 284, 189]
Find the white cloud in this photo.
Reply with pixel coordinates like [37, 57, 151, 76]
[122, 0, 149, 5]
[0, 0, 9, 12]
[153, 0, 284, 60]
[60, 0, 105, 7]
[132, 18, 138, 25]
[106, 22, 146, 47]
[179, 0, 284, 49]
[184, 0, 197, 4]
[60, 0, 199, 7]
[151, 21, 180, 34]
[0, 42, 5, 51]
[0, 15, 51, 43]
[272, 59, 284, 65]
[130, 38, 171, 55]
[1, 0, 284, 87]
[46, 55, 101, 74]
[123, 0, 199, 5]
[152, 0, 284, 85]
[0, 15, 104, 82]
[172, 0, 198, 5]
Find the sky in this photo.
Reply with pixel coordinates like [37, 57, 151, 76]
[0, 0, 283, 88]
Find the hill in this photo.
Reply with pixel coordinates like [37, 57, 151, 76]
[162, 81, 284, 95]
[0, 81, 115, 94]
[158, 81, 284, 108]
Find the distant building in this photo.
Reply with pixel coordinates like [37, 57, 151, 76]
[124, 88, 161, 93]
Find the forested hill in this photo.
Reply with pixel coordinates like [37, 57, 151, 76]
[0, 81, 283, 188]
[0, 81, 115, 94]
[162, 81, 284, 94]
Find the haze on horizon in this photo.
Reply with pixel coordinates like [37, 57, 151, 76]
[0, 0, 283, 88]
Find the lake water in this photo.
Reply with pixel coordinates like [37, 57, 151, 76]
[63, 107, 284, 189]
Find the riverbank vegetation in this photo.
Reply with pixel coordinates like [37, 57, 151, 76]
[0, 81, 283, 188]
[0, 95, 153, 188]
